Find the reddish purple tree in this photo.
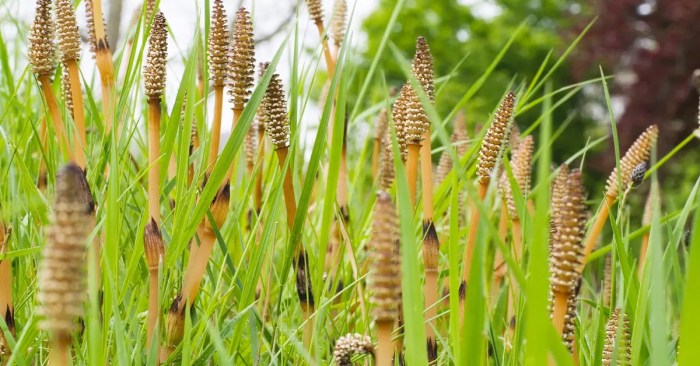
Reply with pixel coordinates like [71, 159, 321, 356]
[573, 0, 700, 170]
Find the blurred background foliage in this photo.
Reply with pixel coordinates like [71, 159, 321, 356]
[356, 0, 700, 211]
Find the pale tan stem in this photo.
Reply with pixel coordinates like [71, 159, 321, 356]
[581, 195, 614, 269]
[406, 144, 421, 206]
[66, 61, 87, 168]
[376, 321, 394, 366]
[275, 147, 297, 230]
[182, 227, 215, 304]
[49, 337, 70, 366]
[146, 271, 159, 351]
[207, 85, 224, 171]
[39, 76, 71, 161]
[147, 100, 162, 224]
[314, 21, 336, 77]
[463, 181, 489, 283]
[300, 302, 314, 348]
[90, 0, 116, 135]
[421, 132, 434, 220]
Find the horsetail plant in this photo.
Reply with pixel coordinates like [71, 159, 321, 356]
[305, 0, 336, 76]
[142, 11, 168, 352]
[408, 35, 441, 362]
[602, 309, 632, 365]
[259, 62, 316, 345]
[581, 125, 658, 266]
[29, 0, 71, 161]
[56, 0, 87, 168]
[85, 0, 116, 136]
[463, 91, 515, 293]
[334, 333, 374, 366]
[38, 163, 92, 366]
[549, 168, 586, 343]
[369, 191, 401, 366]
[206, 0, 230, 172]
[227, 7, 256, 181]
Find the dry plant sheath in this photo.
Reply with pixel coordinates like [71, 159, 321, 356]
[638, 189, 656, 277]
[38, 163, 92, 366]
[56, 0, 87, 168]
[144, 219, 165, 351]
[227, 7, 255, 181]
[334, 333, 374, 366]
[549, 169, 587, 335]
[85, 0, 116, 136]
[602, 309, 632, 365]
[582, 125, 658, 266]
[206, 0, 229, 172]
[369, 191, 401, 366]
[305, 0, 336, 76]
[463, 91, 516, 285]
[0, 223, 12, 358]
[144, 12, 168, 224]
[29, 0, 71, 161]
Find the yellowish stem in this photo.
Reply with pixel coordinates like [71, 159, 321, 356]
[314, 21, 336, 77]
[147, 100, 162, 224]
[376, 321, 394, 366]
[406, 144, 421, 206]
[39, 76, 71, 161]
[207, 85, 224, 171]
[182, 227, 216, 304]
[66, 61, 87, 168]
[147, 271, 159, 352]
[463, 181, 489, 283]
[581, 195, 614, 270]
[275, 147, 297, 230]
[225, 107, 244, 181]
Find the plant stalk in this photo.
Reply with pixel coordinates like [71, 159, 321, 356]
[147, 99, 162, 223]
[38, 76, 71, 161]
[65, 60, 87, 168]
[463, 181, 489, 283]
[406, 144, 421, 205]
[313, 21, 336, 77]
[147, 270, 159, 351]
[581, 195, 614, 269]
[207, 85, 225, 171]
[376, 321, 394, 366]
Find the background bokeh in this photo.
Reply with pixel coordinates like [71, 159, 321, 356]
[3, 0, 699, 209]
